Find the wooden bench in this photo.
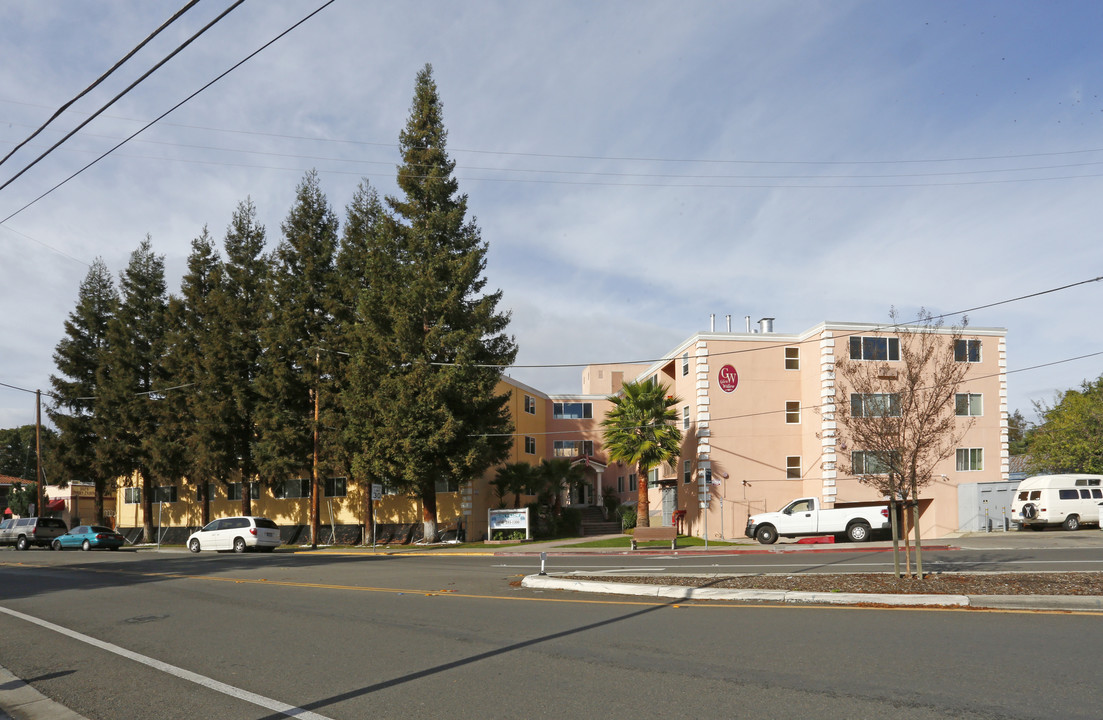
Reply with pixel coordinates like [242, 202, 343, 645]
[630, 526, 677, 550]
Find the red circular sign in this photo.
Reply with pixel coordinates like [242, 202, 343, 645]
[718, 364, 739, 393]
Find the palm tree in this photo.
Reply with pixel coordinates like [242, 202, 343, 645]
[601, 380, 683, 528]
[539, 458, 587, 514]
[492, 462, 534, 508]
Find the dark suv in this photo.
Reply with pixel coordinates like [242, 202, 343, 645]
[0, 517, 69, 550]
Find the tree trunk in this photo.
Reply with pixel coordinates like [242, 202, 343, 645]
[241, 481, 252, 517]
[141, 469, 154, 543]
[421, 485, 437, 542]
[94, 482, 105, 526]
[636, 463, 650, 528]
[200, 481, 210, 527]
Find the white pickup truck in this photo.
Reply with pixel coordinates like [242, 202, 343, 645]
[745, 497, 890, 544]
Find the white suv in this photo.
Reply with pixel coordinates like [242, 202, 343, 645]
[187, 516, 281, 553]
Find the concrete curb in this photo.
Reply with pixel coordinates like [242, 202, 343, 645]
[521, 574, 1103, 611]
[521, 574, 970, 607]
[0, 665, 90, 720]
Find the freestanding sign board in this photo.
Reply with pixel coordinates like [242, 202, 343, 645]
[488, 508, 531, 541]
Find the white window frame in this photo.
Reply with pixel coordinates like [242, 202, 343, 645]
[785, 401, 801, 424]
[682, 352, 690, 377]
[786, 456, 801, 479]
[524, 436, 536, 455]
[524, 394, 536, 415]
[553, 402, 593, 420]
[683, 405, 690, 430]
[955, 393, 983, 417]
[849, 336, 900, 361]
[784, 346, 799, 370]
[955, 339, 982, 363]
[956, 448, 984, 471]
[325, 477, 347, 498]
[124, 487, 141, 505]
[851, 393, 902, 418]
[684, 460, 692, 484]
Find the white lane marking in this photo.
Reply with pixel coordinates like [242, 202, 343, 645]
[0, 605, 334, 720]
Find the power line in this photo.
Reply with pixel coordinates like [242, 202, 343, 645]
[0, 0, 337, 226]
[435, 275, 1103, 371]
[0, 0, 201, 169]
[0, 0, 244, 196]
[6, 95, 1103, 168]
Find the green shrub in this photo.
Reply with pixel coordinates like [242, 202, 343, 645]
[619, 506, 637, 530]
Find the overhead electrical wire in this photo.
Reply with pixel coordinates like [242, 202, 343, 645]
[4, 274, 1100, 406]
[0, 0, 337, 226]
[0, 0, 245, 196]
[0, 0, 201, 169]
[6, 95, 1103, 168]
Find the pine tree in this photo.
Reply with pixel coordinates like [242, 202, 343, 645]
[94, 238, 168, 542]
[332, 181, 388, 542]
[47, 259, 117, 523]
[348, 64, 518, 541]
[220, 199, 269, 516]
[256, 172, 339, 541]
[159, 227, 230, 527]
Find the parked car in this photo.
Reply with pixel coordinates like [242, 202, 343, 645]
[1011, 474, 1103, 531]
[51, 525, 125, 551]
[0, 516, 69, 550]
[187, 516, 281, 553]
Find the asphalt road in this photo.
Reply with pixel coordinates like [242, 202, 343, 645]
[1, 543, 1101, 719]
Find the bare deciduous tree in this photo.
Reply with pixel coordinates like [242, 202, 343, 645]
[834, 309, 975, 578]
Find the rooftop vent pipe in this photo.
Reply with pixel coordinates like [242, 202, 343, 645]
[758, 317, 775, 334]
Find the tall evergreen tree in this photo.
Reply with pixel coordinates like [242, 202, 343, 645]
[47, 259, 117, 522]
[332, 181, 388, 541]
[94, 238, 168, 542]
[348, 64, 518, 541]
[220, 199, 269, 516]
[159, 228, 230, 527]
[256, 172, 339, 540]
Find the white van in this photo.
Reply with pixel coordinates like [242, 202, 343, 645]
[1010, 474, 1103, 531]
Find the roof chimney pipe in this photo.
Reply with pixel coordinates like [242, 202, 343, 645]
[758, 317, 775, 334]
[726, 314, 731, 332]
[745, 316, 751, 333]
[710, 314, 715, 332]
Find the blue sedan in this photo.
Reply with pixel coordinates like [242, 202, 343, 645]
[51, 525, 125, 551]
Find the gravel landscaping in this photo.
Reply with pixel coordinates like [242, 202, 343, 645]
[579, 572, 1103, 595]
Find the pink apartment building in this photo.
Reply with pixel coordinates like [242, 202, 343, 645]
[530, 317, 1008, 541]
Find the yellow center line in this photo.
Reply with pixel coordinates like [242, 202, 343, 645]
[3, 562, 1099, 615]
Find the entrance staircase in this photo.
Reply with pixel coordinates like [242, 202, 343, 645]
[578, 505, 621, 536]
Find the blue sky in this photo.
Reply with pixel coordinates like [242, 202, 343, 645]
[1, 1, 1102, 430]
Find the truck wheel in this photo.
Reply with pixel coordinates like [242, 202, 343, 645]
[1021, 503, 1037, 520]
[1063, 515, 1080, 531]
[15, 536, 28, 551]
[755, 525, 778, 545]
[846, 522, 871, 542]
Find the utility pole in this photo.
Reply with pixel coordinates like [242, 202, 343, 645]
[35, 389, 43, 516]
[311, 350, 320, 549]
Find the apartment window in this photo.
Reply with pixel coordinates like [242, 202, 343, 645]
[195, 483, 216, 503]
[524, 436, 536, 455]
[274, 479, 310, 499]
[956, 448, 984, 472]
[153, 486, 178, 503]
[785, 401, 801, 424]
[682, 352, 690, 377]
[435, 477, 460, 493]
[852, 450, 896, 475]
[684, 460, 692, 484]
[553, 402, 592, 419]
[524, 394, 536, 415]
[124, 487, 141, 505]
[851, 393, 901, 418]
[786, 456, 801, 480]
[647, 467, 660, 488]
[629, 474, 637, 491]
[955, 339, 982, 363]
[618, 475, 625, 492]
[955, 393, 983, 417]
[683, 405, 691, 430]
[325, 477, 347, 498]
[849, 336, 900, 361]
[784, 346, 800, 370]
[228, 482, 259, 501]
[553, 440, 593, 457]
